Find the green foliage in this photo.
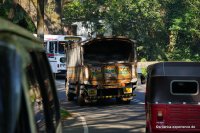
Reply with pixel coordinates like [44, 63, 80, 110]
[63, 0, 200, 61]
[45, 1, 56, 15]
[163, 0, 200, 61]
[0, 2, 36, 33]
[140, 58, 147, 62]
[24, 16, 36, 33]
[0, 3, 11, 18]
[141, 68, 147, 77]
[60, 108, 71, 120]
[63, 1, 84, 23]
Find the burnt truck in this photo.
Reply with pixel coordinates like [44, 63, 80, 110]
[65, 36, 137, 105]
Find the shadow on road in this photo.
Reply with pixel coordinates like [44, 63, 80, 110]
[56, 80, 146, 133]
[61, 100, 145, 133]
[55, 75, 66, 79]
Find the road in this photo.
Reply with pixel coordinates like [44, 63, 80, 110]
[56, 78, 146, 133]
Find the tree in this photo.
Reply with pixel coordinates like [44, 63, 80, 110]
[161, 0, 200, 61]
[63, 0, 165, 60]
[0, 0, 36, 32]
[37, 0, 44, 39]
[63, 0, 200, 61]
[44, 0, 62, 34]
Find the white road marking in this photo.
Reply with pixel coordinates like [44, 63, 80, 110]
[132, 99, 140, 102]
[138, 102, 145, 104]
[56, 80, 65, 85]
[74, 113, 89, 133]
[132, 99, 145, 104]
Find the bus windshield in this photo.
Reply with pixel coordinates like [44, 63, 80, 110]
[45, 36, 85, 54]
[56, 41, 65, 54]
[49, 41, 57, 54]
[48, 41, 65, 54]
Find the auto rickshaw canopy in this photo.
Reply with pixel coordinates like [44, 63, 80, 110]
[146, 62, 200, 104]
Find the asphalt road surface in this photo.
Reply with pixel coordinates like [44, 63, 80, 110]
[56, 78, 146, 133]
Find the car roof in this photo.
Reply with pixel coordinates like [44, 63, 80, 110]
[147, 62, 200, 77]
[0, 18, 44, 69]
[0, 18, 43, 50]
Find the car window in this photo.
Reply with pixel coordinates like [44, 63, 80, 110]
[26, 64, 46, 132]
[29, 52, 60, 131]
[15, 91, 31, 133]
[0, 47, 6, 133]
[0, 44, 23, 133]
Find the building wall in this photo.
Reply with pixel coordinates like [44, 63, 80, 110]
[64, 21, 112, 39]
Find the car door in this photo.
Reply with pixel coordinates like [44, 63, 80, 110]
[28, 51, 61, 133]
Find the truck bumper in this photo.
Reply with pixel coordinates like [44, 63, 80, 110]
[86, 94, 136, 100]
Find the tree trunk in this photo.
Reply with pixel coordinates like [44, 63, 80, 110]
[44, 0, 62, 34]
[37, 0, 44, 40]
[54, 0, 62, 34]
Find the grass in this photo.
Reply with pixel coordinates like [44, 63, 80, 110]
[60, 108, 72, 120]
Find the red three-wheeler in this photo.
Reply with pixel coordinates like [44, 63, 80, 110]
[145, 62, 200, 133]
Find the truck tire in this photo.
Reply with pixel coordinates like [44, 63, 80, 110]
[116, 98, 131, 104]
[78, 95, 85, 106]
[116, 98, 123, 103]
[67, 93, 74, 101]
[123, 100, 131, 104]
[65, 81, 74, 101]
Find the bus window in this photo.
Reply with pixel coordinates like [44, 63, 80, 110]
[49, 41, 57, 54]
[43, 42, 47, 52]
[58, 41, 65, 54]
[55, 43, 58, 53]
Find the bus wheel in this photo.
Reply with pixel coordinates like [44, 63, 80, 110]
[78, 95, 85, 106]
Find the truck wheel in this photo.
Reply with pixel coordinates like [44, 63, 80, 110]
[65, 81, 74, 101]
[116, 98, 123, 103]
[78, 95, 85, 106]
[124, 100, 131, 104]
[67, 93, 74, 101]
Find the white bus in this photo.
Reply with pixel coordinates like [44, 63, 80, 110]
[44, 35, 86, 75]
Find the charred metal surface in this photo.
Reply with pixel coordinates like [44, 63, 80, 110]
[66, 37, 137, 103]
[83, 38, 133, 64]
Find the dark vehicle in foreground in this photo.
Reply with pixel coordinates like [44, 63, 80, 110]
[65, 37, 138, 105]
[0, 18, 61, 133]
[145, 62, 200, 133]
